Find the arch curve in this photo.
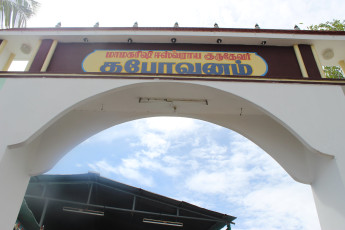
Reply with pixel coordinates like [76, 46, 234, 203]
[22, 81, 326, 184]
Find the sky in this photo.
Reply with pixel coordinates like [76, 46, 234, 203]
[27, 0, 343, 29]
[21, 0, 345, 229]
[49, 118, 320, 230]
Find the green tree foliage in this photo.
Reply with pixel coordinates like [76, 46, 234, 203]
[308, 19, 345, 79]
[308, 19, 345, 31]
[0, 0, 39, 29]
[321, 66, 344, 79]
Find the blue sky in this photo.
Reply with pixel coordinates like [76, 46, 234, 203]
[28, 0, 343, 29]
[22, 0, 345, 229]
[48, 117, 319, 230]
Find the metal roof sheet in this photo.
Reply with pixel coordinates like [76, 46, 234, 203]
[23, 172, 236, 230]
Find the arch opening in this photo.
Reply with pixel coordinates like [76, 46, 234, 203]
[41, 116, 320, 230]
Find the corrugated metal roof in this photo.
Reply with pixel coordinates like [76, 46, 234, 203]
[23, 173, 236, 230]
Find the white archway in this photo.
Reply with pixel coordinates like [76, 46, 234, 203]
[1, 79, 345, 229]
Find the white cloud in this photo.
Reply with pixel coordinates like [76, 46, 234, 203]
[123, 157, 180, 177]
[88, 154, 181, 187]
[88, 160, 154, 187]
[189, 141, 228, 160]
[186, 171, 231, 194]
[116, 165, 154, 187]
[182, 132, 320, 230]
[138, 133, 170, 158]
[240, 184, 320, 230]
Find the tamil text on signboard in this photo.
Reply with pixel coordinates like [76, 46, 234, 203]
[82, 50, 268, 77]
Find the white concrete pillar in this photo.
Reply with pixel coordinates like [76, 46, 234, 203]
[311, 156, 345, 229]
[0, 147, 31, 230]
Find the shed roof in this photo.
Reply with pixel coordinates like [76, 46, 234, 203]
[23, 172, 236, 230]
